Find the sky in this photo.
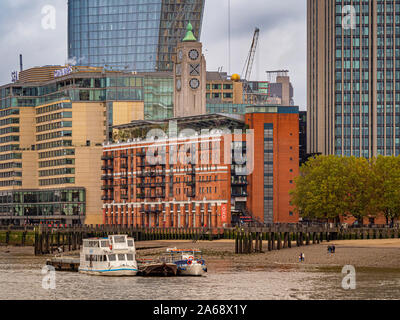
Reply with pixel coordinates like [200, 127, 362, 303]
[0, 0, 307, 109]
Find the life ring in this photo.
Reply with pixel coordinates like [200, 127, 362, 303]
[188, 256, 194, 261]
[187, 259, 192, 265]
[109, 244, 113, 250]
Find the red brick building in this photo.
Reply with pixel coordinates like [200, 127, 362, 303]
[102, 108, 299, 227]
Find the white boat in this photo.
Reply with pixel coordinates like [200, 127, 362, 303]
[78, 235, 138, 276]
[165, 248, 207, 276]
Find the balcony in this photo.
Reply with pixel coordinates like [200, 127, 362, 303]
[121, 194, 128, 200]
[231, 180, 249, 186]
[231, 191, 248, 197]
[101, 175, 113, 181]
[101, 195, 114, 201]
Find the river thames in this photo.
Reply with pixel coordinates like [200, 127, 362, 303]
[0, 249, 399, 300]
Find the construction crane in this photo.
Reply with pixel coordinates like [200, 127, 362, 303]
[241, 27, 260, 82]
[241, 28, 260, 104]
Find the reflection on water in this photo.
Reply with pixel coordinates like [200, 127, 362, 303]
[0, 251, 399, 300]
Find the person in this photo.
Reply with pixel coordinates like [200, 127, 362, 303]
[332, 245, 336, 254]
[299, 253, 302, 262]
[301, 253, 305, 262]
[327, 245, 332, 253]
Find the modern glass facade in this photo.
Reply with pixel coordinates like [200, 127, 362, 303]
[334, 0, 371, 158]
[68, 0, 205, 72]
[0, 189, 85, 225]
[143, 74, 173, 119]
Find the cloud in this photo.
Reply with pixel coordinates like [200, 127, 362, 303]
[0, 0, 306, 109]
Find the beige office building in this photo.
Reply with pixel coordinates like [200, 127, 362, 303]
[308, 0, 400, 158]
[0, 65, 151, 225]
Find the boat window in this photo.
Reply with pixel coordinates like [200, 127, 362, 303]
[117, 254, 125, 261]
[126, 254, 134, 261]
[100, 240, 109, 247]
[103, 255, 107, 261]
[88, 241, 99, 247]
[127, 240, 134, 247]
[108, 254, 116, 261]
[113, 236, 126, 243]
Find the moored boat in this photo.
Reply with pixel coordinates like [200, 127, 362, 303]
[165, 248, 207, 276]
[78, 235, 138, 276]
[137, 258, 178, 277]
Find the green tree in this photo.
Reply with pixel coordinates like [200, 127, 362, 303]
[370, 156, 400, 224]
[340, 156, 374, 223]
[290, 155, 349, 221]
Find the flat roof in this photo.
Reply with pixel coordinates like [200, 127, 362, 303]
[113, 113, 245, 132]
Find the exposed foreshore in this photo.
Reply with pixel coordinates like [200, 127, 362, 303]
[1, 239, 399, 271]
[134, 239, 400, 270]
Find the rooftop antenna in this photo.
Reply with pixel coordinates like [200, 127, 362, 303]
[19, 54, 23, 72]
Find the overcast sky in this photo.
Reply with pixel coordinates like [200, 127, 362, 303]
[0, 0, 306, 109]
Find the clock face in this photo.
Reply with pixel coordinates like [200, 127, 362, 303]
[189, 78, 200, 90]
[189, 49, 199, 61]
[178, 50, 183, 62]
[176, 79, 181, 91]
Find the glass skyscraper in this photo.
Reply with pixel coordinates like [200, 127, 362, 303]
[68, 0, 205, 72]
[308, 0, 400, 158]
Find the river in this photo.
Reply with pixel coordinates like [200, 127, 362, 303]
[0, 249, 399, 300]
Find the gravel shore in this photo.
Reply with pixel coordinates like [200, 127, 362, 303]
[1, 239, 399, 270]
[135, 239, 400, 270]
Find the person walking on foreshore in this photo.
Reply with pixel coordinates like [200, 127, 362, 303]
[299, 253, 302, 262]
[301, 253, 305, 262]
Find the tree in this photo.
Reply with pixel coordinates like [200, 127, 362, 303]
[290, 155, 349, 221]
[370, 156, 400, 224]
[340, 156, 374, 223]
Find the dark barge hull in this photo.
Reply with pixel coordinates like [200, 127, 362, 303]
[137, 263, 177, 277]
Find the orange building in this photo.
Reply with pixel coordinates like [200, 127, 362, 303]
[102, 107, 300, 227]
[245, 106, 300, 224]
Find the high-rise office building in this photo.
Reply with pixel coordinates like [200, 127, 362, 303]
[0, 65, 174, 226]
[308, 0, 400, 158]
[68, 0, 205, 72]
